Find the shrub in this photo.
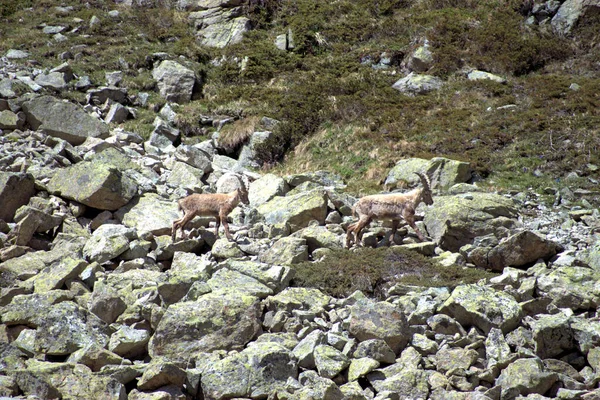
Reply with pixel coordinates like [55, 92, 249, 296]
[292, 246, 497, 299]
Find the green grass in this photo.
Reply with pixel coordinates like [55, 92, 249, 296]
[291, 246, 497, 299]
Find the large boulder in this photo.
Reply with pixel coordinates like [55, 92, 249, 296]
[392, 72, 443, 95]
[536, 265, 600, 310]
[201, 342, 298, 399]
[0, 172, 35, 222]
[423, 192, 520, 252]
[148, 291, 262, 360]
[551, 0, 600, 36]
[257, 189, 328, 232]
[384, 157, 472, 190]
[22, 95, 109, 145]
[439, 284, 522, 334]
[152, 60, 196, 104]
[249, 173, 289, 207]
[47, 161, 137, 211]
[190, 6, 251, 48]
[485, 230, 561, 271]
[115, 193, 180, 236]
[348, 298, 410, 354]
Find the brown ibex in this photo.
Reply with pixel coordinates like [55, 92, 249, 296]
[346, 172, 433, 248]
[172, 175, 249, 242]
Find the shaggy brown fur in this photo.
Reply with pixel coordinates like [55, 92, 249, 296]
[172, 176, 249, 242]
[346, 173, 433, 248]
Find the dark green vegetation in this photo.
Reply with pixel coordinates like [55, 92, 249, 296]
[1, 0, 599, 193]
[291, 247, 497, 299]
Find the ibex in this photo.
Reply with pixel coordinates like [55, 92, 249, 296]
[346, 172, 433, 248]
[172, 175, 249, 242]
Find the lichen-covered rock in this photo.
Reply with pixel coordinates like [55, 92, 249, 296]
[259, 237, 309, 265]
[348, 357, 380, 382]
[551, 0, 600, 36]
[486, 327, 513, 368]
[0, 172, 35, 223]
[218, 259, 294, 293]
[137, 359, 187, 391]
[12, 359, 125, 399]
[392, 72, 443, 95]
[66, 343, 129, 372]
[536, 266, 600, 310]
[208, 268, 273, 298]
[47, 161, 137, 211]
[201, 342, 297, 399]
[108, 326, 151, 359]
[83, 224, 135, 263]
[571, 317, 600, 354]
[211, 238, 245, 259]
[384, 157, 472, 190]
[266, 287, 331, 314]
[152, 60, 196, 103]
[439, 284, 522, 334]
[22, 95, 109, 145]
[291, 225, 343, 253]
[149, 291, 262, 360]
[257, 189, 328, 232]
[531, 312, 574, 359]
[353, 339, 397, 364]
[313, 345, 349, 379]
[424, 193, 520, 252]
[348, 298, 410, 353]
[435, 346, 479, 373]
[166, 161, 206, 190]
[496, 357, 558, 398]
[249, 173, 289, 207]
[293, 330, 327, 369]
[115, 193, 180, 236]
[486, 230, 561, 271]
[28, 257, 87, 293]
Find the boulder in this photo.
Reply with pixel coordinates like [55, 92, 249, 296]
[384, 157, 472, 190]
[348, 298, 410, 353]
[82, 224, 136, 263]
[12, 359, 125, 399]
[551, 0, 600, 36]
[496, 357, 558, 398]
[537, 266, 600, 310]
[486, 230, 561, 271]
[392, 72, 443, 95]
[191, 8, 251, 48]
[22, 95, 110, 145]
[249, 173, 289, 207]
[259, 237, 308, 265]
[439, 284, 522, 334]
[166, 161, 206, 190]
[0, 172, 35, 223]
[424, 192, 520, 252]
[257, 189, 328, 232]
[115, 193, 180, 236]
[531, 312, 574, 359]
[47, 161, 137, 211]
[152, 60, 196, 103]
[202, 342, 297, 399]
[148, 291, 262, 360]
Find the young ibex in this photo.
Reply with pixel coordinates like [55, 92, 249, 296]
[346, 172, 433, 248]
[172, 175, 249, 242]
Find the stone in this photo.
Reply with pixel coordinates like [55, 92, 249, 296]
[439, 284, 522, 334]
[392, 72, 444, 95]
[496, 357, 558, 398]
[257, 189, 328, 232]
[22, 95, 109, 145]
[0, 172, 35, 222]
[348, 298, 410, 353]
[148, 292, 262, 360]
[259, 237, 309, 265]
[384, 157, 472, 190]
[152, 60, 196, 103]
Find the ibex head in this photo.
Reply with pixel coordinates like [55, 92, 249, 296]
[235, 174, 250, 205]
[415, 172, 433, 205]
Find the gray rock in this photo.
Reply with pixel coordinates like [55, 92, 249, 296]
[167, 161, 206, 190]
[536, 266, 600, 309]
[115, 193, 180, 236]
[259, 237, 308, 265]
[249, 173, 289, 207]
[202, 342, 297, 399]
[353, 339, 398, 364]
[257, 189, 328, 232]
[0, 172, 35, 223]
[314, 344, 350, 379]
[384, 157, 472, 190]
[83, 224, 135, 263]
[531, 312, 574, 359]
[486, 230, 560, 271]
[291, 225, 343, 253]
[174, 144, 212, 173]
[293, 330, 327, 369]
[496, 357, 558, 398]
[148, 291, 262, 360]
[551, 0, 600, 36]
[348, 298, 409, 353]
[86, 86, 129, 105]
[392, 72, 443, 95]
[424, 192, 520, 252]
[22, 95, 110, 145]
[137, 359, 187, 391]
[47, 161, 137, 210]
[439, 284, 522, 334]
[152, 60, 196, 103]
[467, 70, 507, 83]
[408, 42, 433, 72]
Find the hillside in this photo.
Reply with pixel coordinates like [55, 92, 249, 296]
[1, 1, 600, 399]
[1, 0, 599, 192]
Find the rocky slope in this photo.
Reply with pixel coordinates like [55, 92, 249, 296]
[1, 1, 600, 399]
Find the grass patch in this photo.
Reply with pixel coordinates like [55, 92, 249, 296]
[291, 246, 497, 299]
